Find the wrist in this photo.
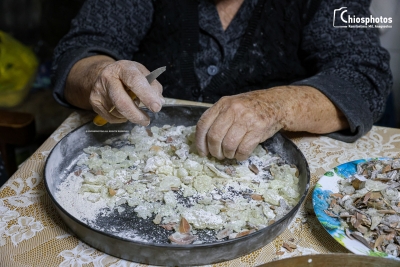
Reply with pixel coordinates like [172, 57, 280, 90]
[266, 86, 314, 132]
[266, 85, 349, 133]
[272, 86, 299, 131]
[65, 55, 115, 109]
[253, 87, 294, 131]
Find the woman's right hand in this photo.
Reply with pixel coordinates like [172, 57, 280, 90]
[65, 55, 164, 126]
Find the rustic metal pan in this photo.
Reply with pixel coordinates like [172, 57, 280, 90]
[44, 105, 310, 266]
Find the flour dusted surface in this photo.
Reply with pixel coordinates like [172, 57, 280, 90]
[55, 125, 300, 244]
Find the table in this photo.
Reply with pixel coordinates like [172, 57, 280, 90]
[1, 99, 400, 267]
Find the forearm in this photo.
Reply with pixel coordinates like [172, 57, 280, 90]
[51, 0, 154, 108]
[65, 55, 116, 109]
[196, 85, 349, 160]
[275, 85, 349, 134]
[298, 0, 392, 138]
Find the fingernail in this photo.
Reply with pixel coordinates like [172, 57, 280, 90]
[138, 119, 150, 127]
[198, 150, 206, 157]
[150, 102, 161, 112]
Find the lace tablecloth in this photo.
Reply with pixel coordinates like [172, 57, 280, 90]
[1, 99, 400, 267]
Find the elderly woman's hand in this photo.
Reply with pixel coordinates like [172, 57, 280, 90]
[195, 90, 285, 161]
[195, 86, 349, 160]
[65, 55, 164, 126]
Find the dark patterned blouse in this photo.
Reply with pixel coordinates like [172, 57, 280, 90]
[52, 0, 392, 142]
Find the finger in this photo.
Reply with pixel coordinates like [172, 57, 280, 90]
[118, 61, 164, 112]
[195, 106, 222, 157]
[106, 77, 151, 126]
[222, 123, 247, 159]
[91, 100, 127, 124]
[109, 109, 125, 119]
[235, 132, 261, 161]
[89, 88, 126, 123]
[206, 112, 234, 160]
[100, 96, 126, 120]
[91, 62, 152, 125]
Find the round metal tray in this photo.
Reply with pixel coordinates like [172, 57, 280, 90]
[44, 105, 310, 266]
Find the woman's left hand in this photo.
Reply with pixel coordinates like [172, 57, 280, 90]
[195, 86, 349, 160]
[195, 89, 287, 161]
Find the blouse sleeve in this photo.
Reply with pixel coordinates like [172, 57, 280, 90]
[52, 0, 154, 107]
[293, 0, 392, 142]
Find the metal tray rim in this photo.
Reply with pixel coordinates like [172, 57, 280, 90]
[43, 105, 310, 264]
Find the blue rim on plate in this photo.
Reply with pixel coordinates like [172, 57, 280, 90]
[312, 157, 399, 260]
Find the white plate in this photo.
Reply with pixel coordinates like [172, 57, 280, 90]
[312, 157, 399, 260]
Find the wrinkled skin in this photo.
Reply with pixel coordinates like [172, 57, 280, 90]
[66, 57, 348, 161]
[195, 86, 348, 160]
[66, 57, 164, 126]
[195, 91, 285, 161]
[90, 60, 164, 126]
[64, 0, 349, 160]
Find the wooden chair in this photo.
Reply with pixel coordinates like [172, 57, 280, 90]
[0, 110, 35, 181]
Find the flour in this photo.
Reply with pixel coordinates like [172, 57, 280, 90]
[56, 171, 111, 223]
[55, 125, 300, 244]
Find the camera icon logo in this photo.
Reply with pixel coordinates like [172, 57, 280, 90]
[333, 7, 348, 28]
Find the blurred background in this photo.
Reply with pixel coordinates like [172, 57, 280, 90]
[0, 0, 85, 185]
[0, 0, 399, 186]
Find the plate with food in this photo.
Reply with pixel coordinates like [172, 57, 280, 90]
[45, 105, 310, 266]
[312, 158, 400, 260]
